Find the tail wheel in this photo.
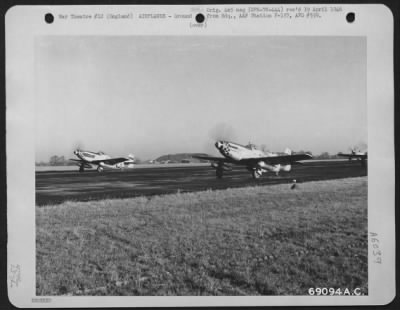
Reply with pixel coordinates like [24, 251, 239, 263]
[252, 169, 262, 179]
[97, 166, 104, 173]
[216, 168, 223, 179]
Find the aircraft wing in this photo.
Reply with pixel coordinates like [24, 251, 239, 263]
[338, 153, 353, 157]
[69, 159, 92, 168]
[193, 153, 312, 165]
[241, 153, 313, 165]
[338, 153, 367, 159]
[91, 157, 131, 165]
[192, 155, 234, 163]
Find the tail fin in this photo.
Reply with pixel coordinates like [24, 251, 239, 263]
[284, 148, 292, 155]
[128, 154, 135, 161]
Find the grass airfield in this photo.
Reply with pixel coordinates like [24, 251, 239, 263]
[36, 177, 367, 296]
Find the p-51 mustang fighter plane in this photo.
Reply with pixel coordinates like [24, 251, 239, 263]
[70, 149, 135, 172]
[193, 141, 312, 179]
[337, 149, 367, 167]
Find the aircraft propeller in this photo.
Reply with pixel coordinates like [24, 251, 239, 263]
[73, 141, 85, 154]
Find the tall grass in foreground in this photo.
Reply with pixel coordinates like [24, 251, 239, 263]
[36, 177, 367, 296]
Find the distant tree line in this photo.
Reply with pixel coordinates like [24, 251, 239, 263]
[36, 155, 75, 166]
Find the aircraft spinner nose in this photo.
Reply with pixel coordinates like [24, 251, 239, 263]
[215, 141, 223, 149]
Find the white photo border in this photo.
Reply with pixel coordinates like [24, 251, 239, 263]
[6, 4, 395, 307]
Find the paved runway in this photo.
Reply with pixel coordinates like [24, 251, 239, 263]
[36, 161, 367, 206]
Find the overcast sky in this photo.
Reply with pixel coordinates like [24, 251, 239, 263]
[35, 36, 366, 161]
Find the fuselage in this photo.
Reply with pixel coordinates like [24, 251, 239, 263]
[338, 150, 368, 159]
[73, 150, 135, 170]
[214, 140, 292, 176]
[215, 141, 276, 161]
[74, 150, 111, 162]
[195, 140, 311, 178]
[351, 150, 367, 156]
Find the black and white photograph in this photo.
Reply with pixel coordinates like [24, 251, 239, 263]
[34, 35, 369, 296]
[6, 4, 395, 307]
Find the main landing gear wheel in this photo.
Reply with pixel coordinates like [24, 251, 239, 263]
[252, 169, 262, 179]
[216, 168, 223, 179]
[97, 166, 104, 173]
[79, 165, 84, 173]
